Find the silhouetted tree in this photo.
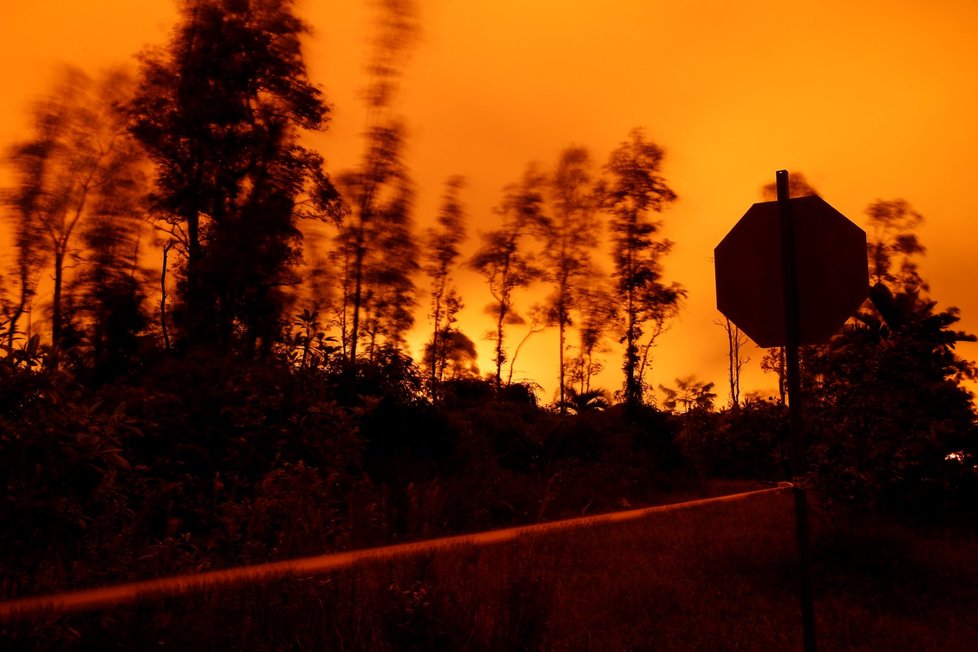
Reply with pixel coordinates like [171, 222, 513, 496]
[536, 147, 601, 411]
[363, 0, 419, 113]
[359, 180, 419, 360]
[791, 200, 977, 511]
[660, 376, 716, 413]
[423, 176, 466, 397]
[5, 67, 145, 368]
[507, 303, 547, 385]
[810, 281, 975, 511]
[130, 0, 335, 355]
[557, 386, 611, 414]
[760, 345, 787, 405]
[290, 307, 321, 370]
[335, 127, 418, 362]
[64, 72, 151, 379]
[865, 198, 926, 291]
[2, 147, 46, 354]
[761, 171, 817, 200]
[335, 0, 418, 364]
[717, 317, 750, 408]
[567, 281, 616, 395]
[159, 238, 176, 351]
[470, 167, 545, 388]
[604, 129, 682, 407]
[421, 330, 479, 382]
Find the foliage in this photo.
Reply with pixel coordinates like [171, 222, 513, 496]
[129, 0, 336, 355]
[807, 283, 977, 514]
[469, 166, 545, 388]
[564, 274, 616, 396]
[3, 5, 978, 642]
[556, 386, 611, 415]
[420, 329, 479, 383]
[679, 397, 788, 479]
[760, 170, 818, 200]
[422, 175, 466, 397]
[334, 123, 419, 362]
[718, 317, 750, 408]
[659, 375, 716, 413]
[604, 129, 683, 407]
[9, 491, 978, 651]
[865, 198, 926, 290]
[797, 200, 976, 515]
[329, 0, 418, 365]
[535, 146, 602, 410]
[0, 358, 143, 594]
[4, 67, 146, 366]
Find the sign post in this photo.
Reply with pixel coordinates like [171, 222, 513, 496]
[715, 171, 869, 652]
[776, 170, 817, 652]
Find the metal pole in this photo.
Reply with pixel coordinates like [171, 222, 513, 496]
[777, 169, 818, 652]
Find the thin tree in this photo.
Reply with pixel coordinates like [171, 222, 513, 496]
[2, 140, 46, 353]
[865, 198, 926, 291]
[335, 128, 417, 362]
[604, 128, 682, 408]
[159, 238, 175, 352]
[535, 146, 601, 411]
[634, 283, 685, 404]
[338, 0, 418, 364]
[6, 67, 143, 367]
[716, 316, 750, 408]
[569, 279, 616, 395]
[761, 346, 787, 405]
[423, 176, 466, 397]
[358, 175, 419, 359]
[66, 70, 150, 377]
[66, 164, 150, 376]
[507, 303, 547, 385]
[470, 166, 544, 388]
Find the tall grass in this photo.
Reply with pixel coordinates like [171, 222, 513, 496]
[4, 491, 977, 650]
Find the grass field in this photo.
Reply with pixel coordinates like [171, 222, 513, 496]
[4, 489, 977, 651]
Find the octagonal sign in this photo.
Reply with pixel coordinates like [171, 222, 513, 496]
[715, 194, 869, 348]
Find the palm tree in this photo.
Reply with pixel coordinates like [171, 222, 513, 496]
[659, 376, 716, 413]
[558, 386, 612, 414]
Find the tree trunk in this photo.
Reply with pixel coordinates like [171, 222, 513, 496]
[494, 299, 506, 390]
[183, 210, 203, 346]
[161, 240, 173, 352]
[49, 247, 65, 369]
[5, 269, 33, 354]
[349, 242, 365, 364]
[558, 310, 566, 413]
[625, 295, 637, 406]
[430, 289, 442, 398]
[726, 319, 737, 409]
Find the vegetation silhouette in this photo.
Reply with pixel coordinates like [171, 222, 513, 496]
[469, 165, 545, 389]
[0, 1, 976, 649]
[535, 146, 602, 412]
[6, 67, 146, 371]
[422, 176, 466, 399]
[129, 0, 337, 356]
[605, 128, 684, 408]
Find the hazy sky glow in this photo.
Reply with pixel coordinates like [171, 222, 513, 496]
[2, 0, 977, 402]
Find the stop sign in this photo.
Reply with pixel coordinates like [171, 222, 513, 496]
[715, 194, 869, 347]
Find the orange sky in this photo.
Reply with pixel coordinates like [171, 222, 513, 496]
[2, 0, 977, 403]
